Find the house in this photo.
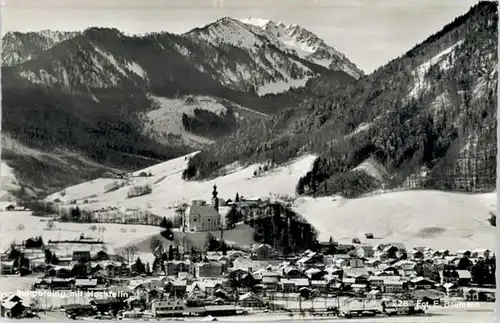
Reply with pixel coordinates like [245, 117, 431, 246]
[72, 250, 91, 263]
[262, 276, 279, 291]
[342, 277, 356, 288]
[186, 200, 221, 232]
[94, 250, 109, 261]
[393, 260, 416, 277]
[146, 288, 164, 302]
[381, 265, 399, 276]
[432, 249, 450, 258]
[279, 278, 309, 293]
[151, 299, 185, 317]
[456, 270, 472, 286]
[310, 280, 329, 293]
[355, 245, 374, 258]
[457, 250, 471, 258]
[408, 249, 424, 260]
[410, 277, 436, 290]
[195, 261, 223, 278]
[297, 252, 324, 268]
[471, 249, 491, 259]
[368, 276, 386, 290]
[304, 268, 325, 280]
[382, 246, 400, 259]
[46, 278, 75, 290]
[165, 280, 188, 297]
[5, 204, 15, 211]
[336, 244, 355, 254]
[188, 281, 221, 297]
[102, 262, 125, 278]
[364, 259, 381, 268]
[283, 266, 302, 279]
[239, 292, 263, 307]
[165, 260, 191, 276]
[383, 280, 407, 294]
[0, 260, 15, 275]
[0, 299, 26, 318]
[411, 290, 442, 306]
[252, 244, 277, 259]
[74, 279, 98, 290]
[443, 282, 459, 295]
[351, 284, 368, 294]
[90, 298, 124, 314]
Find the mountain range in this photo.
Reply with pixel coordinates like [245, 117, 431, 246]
[1, 17, 361, 198]
[2, 1, 498, 201]
[183, 1, 498, 197]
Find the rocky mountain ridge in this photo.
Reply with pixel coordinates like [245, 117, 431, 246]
[1, 18, 358, 197]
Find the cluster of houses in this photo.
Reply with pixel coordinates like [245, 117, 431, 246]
[3, 236, 493, 319]
[2, 185, 495, 319]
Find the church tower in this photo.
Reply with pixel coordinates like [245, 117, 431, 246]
[212, 184, 219, 213]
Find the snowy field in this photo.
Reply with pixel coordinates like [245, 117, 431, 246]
[0, 211, 162, 256]
[45, 152, 496, 253]
[294, 190, 496, 251]
[46, 153, 317, 219]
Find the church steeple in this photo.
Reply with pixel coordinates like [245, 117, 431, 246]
[212, 184, 219, 212]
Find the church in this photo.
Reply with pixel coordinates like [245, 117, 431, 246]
[185, 185, 223, 232]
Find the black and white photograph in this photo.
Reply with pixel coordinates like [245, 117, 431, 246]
[0, 0, 497, 321]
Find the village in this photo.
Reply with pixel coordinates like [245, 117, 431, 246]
[0, 184, 496, 320]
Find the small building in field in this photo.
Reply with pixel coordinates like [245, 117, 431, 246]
[0, 296, 27, 318]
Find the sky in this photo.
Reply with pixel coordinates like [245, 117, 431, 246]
[2, 0, 481, 73]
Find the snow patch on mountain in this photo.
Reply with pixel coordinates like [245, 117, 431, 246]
[257, 76, 309, 96]
[141, 95, 232, 147]
[408, 41, 464, 100]
[94, 46, 127, 76]
[126, 61, 148, 79]
[19, 69, 58, 86]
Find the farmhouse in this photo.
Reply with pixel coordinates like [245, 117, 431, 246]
[195, 261, 223, 278]
[355, 244, 374, 258]
[0, 295, 27, 318]
[252, 244, 277, 259]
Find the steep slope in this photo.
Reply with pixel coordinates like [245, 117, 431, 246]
[240, 18, 364, 79]
[184, 1, 498, 197]
[183, 17, 354, 95]
[1, 30, 79, 66]
[45, 152, 496, 251]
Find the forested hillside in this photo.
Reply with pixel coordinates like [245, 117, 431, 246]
[183, 1, 498, 198]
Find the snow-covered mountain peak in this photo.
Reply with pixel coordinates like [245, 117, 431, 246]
[186, 16, 287, 52]
[239, 17, 364, 79]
